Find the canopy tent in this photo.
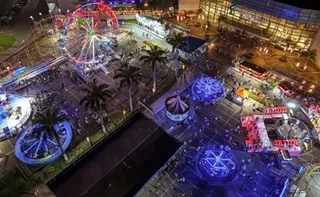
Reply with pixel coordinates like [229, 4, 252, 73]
[235, 88, 249, 98]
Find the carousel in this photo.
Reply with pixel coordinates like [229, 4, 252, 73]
[192, 75, 225, 103]
[165, 95, 190, 122]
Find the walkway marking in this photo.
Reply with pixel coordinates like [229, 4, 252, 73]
[298, 156, 314, 166]
[177, 127, 190, 140]
[257, 161, 281, 175]
[165, 171, 192, 193]
[143, 187, 157, 197]
[237, 193, 244, 197]
[217, 107, 240, 133]
[243, 184, 260, 197]
[251, 169, 272, 183]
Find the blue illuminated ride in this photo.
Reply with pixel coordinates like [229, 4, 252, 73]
[192, 75, 225, 103]
[15, 121, 72, 165]
[196, 145, 238, 185]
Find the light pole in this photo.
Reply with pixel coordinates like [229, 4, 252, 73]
[49, 10, 53, 21]
[58, 8, 61, 15]
[39, 12, 43, 20]
[30, 16, 35, 25]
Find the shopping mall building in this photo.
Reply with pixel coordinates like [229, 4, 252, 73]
[180, 0, 320, 63]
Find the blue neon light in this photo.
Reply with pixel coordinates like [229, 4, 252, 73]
[299, 166, 304, 173]
[15, 121, 73, 165]
[281, 8, 299, 20]
[280, 178, 289, 197]
[12, 66, 26, 77]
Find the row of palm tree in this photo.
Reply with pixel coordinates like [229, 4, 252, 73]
[30, 33, 187, 162]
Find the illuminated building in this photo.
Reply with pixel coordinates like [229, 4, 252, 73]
[199, 0, 320, 51]
[178, 0, 201, 11]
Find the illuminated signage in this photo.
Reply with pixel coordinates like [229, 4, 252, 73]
[281, 8, 299, 20]
[12, 66, 26, 77]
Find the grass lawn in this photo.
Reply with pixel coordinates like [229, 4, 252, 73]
[0, 34, 16, 51]
[122, 19, 138, 24]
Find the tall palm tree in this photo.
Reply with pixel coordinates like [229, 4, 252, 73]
[32, 107, 69, 161]
[166, 31, 187, 78]
[78, 79, 112, 134]
[303, 49, 317, 70]
[139, 45, 168, 93]
[108, 53, 130, 67]
[114, 64, 142, 112]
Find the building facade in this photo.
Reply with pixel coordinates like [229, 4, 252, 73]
[200, 0, 320, 50]
[179, 0, 200, 12]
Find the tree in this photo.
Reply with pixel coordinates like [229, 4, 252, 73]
[32, 107, 69, 161]
[303, 49, 317, 70]
[139, 45, 168, 93]
[78, 79, 113, 134]
[114, 64, 142, 112]
[108, 53, 130, 66]
[166, 31, 187, 78]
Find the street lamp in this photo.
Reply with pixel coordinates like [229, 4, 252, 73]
[296, 62, 300, 67]
[49, 10, 53, 21]
[30, 16, 35, 24]
[67, 9, 70, 14]
[39, 12, 44, 21]
[58, 8, 61, 15]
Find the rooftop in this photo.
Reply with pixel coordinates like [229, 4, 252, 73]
[48, 113, 181, 197]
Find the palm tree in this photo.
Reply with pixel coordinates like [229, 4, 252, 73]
[108, 53, 130, 67]
[78, 79, 112, 134]
[139, 45, 168, 93]
[32, 107, 69, 161]
[166, 31, 187, 78]
[303, 49, 317, 70]
[114, 64, 142, 112]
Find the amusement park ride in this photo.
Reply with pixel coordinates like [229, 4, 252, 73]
[241, 106, 311, 157]
[56, 2, 120, 80]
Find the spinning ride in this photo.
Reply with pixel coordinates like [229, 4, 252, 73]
[275, 117, 309, 141]
[165, 95, 190, 122]
[62, 2, 119, 79]
[0, 94, 32, 139]
[192, 75, 225, 102]
[15, 121, 72, 165]
[196, 145, 238, 185]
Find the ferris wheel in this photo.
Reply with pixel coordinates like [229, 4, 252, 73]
[61, 2, 119, 76]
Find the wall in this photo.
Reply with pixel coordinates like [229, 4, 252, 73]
[310, 28, 320, 70]
[179, 0, 200, 11]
